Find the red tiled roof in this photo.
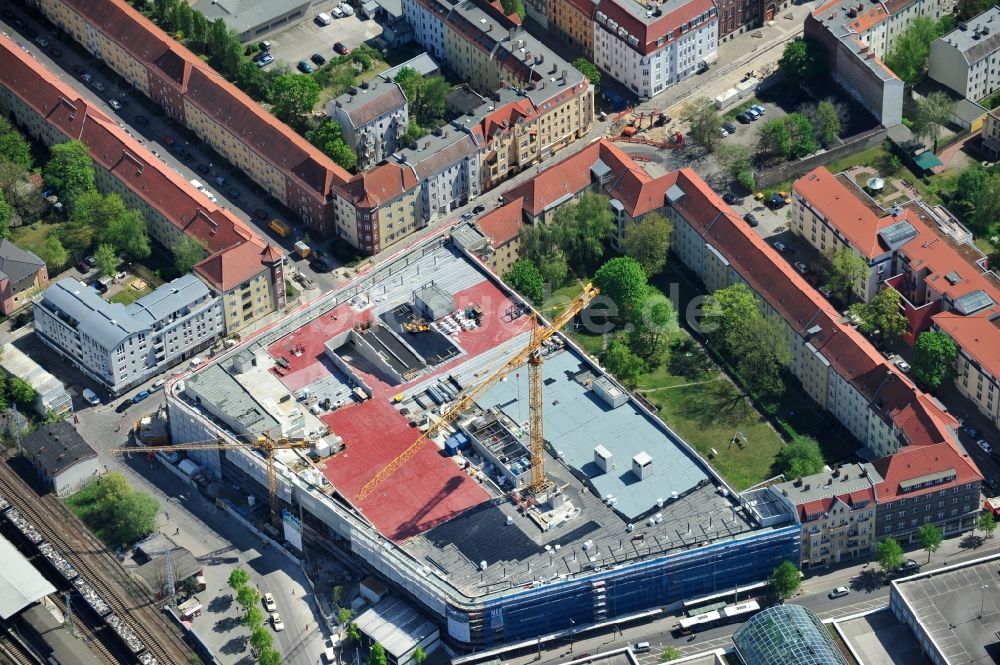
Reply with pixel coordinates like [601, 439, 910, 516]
[334, 163, 417, 209]
[872, 441, 982, 502]
[934, 313, 1000, 378]
[195, 238, 272, 292]
[797, 488, 875, 522]
[476, 200, 524, 246]
[57, 0, 350, 195]
[0, 34, 276, 293]
[594, 0, 716, 55]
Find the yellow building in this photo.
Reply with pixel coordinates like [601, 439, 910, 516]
[547, 0, 596, 57]
[333, 164, 421, 254]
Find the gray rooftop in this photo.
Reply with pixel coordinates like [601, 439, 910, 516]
[40, 279, 144, 349]
[21, 421, 98, 478]
[0, 534, 56, 619]
[810, 0, 908, 83]
[892, 552, 1000, 664]
[181, 361, 281, 436]
[938, 7, 1000, 63]
[354, 597, 438, 659]
[328, 81, 408, 128]
[395, 127, 479, 180]
[0, 239, 44, 285]
[127, 274, 211, 327]
[474, 349, 711, 519]
[380, 53, 441, 82]
[192, 0, 310, 36]
[772, 462, 882, 507]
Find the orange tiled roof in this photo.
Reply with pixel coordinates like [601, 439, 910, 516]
[335, 163, 417, 210]
[872, 441, 982, 501]
[476, 200, 524, 246]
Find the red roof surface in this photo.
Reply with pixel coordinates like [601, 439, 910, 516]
[335, 163, 418, 210]
[594, 0, 717, 55]
[797, 488, 875, 522]
[476, 200, 524, 246]
[0, 34, 276, 292]
[56, 0, 350, 195]
[872, 441, 982, 502]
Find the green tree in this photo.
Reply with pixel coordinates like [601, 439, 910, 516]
[72, 191, 150, 260]
[604, 337, 645, 386]
[972, 172, 1000, 234]
[877, 537, 905, 573]
[369, 642, 388, 665]
[38, 235, 69, 271]
[59, 219, 94, 258]
[228, 568, 250, 591]
[594, 257, 649, 324]
[918, 523, 943, 563]
[787, 112, 819, 158]
[0, 192, 11, 239]
[207, 18, 230, 60]
[629, 293, 677, 368]
[813, 100, 842, 147]
[668, 336, 712, 379]
[849, 288, 907, 342]
[394, 67, 422, 108]
[250, 627, 273, 654]
[758, 117, 792, 159]
[769, 560, 801, 600]
[622, 212, 672, 277]
[243, 605, 264, 629]
[716, 144, 754, 188]
[913, 91, 955, 152]
[338, 607, 355, 625]
[680, 97, 721, 152]
[553, 191, 614, 274]
[518, 223, 569, 288]
[270, 74, 320, 123]
[419, 76, 450, 125]
[704, 282, 760, 347]
[173, 236, 205, 275]
[911, 331, 958, 389]
[8, 377, 37, 410]
[955, 165, 987, 224]
[306, 118, 357, 171]
[979, 511, 997, 539]
[572, 58, 601, 87]
[259, 648, 281, 665]
[191, 10, 208, 46]
[659, 646, 682, 663]
[93, 243, 120, 277]
[500, 0, 526, 19]
[414, 647, 428, 665]
[504, 260, 545, 304]
[826, 248, 868, 304]
[348, 623, 362, 643]
[777, 436, 824, 480]
[43, 140, 96, 210]
[737, 169, 756, 192]
[237, 584, 260, 609]
[175, 2, 194, 38]
[0, 129, 33, 170]
[778, 38, 825, 85]
[112, 491, 159, 544]
[885, 17, 939, 85]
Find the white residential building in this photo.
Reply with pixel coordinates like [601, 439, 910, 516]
[34, 275, 224, 396]
[401, 0, 451, 61]
[929, 7, 1000, 101]
[592, 0, 718, 99]
[328, 81, 409, 170]
[396, 123, 482, 223]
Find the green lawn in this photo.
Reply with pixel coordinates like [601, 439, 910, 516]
[826, 145, 891, 174]
[109, 283, 153, 305]
[723, 98, 758, 121]
[12, 222, 58, 263]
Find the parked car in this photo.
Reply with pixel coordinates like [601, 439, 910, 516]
[260, 41, 272, 51]
[334, 42, 349, 55]
[254, 208, 268, 220]
[196, 163, 210, 175]
[256, 53, 274, 68]
[77, 260, 91, 273]
[162, 135, 176, 146]
[828, 586, 850, 599]
[271, 613, 284, 631]
[150, 379, 166, 392]
[894, 358, 911, 373]
[773, 241, 787, 252]
[263, 593, 277, 612]
[85, 255, 97, 267]
[82, 388, 101, 406]
[81, 72, 93, 82]
[723, 192, 741, 205]
[793, 261, 809, 274]
[964, 425, 980, 438]
[719, 127, 729, 138]
[472, 204, 486, 214]
[979, 440, 993, 454]
[108, 99, 122, 110]
[92, 81, 105, 92]
[36, 35, 49, 47]
[339, 3, 355, 15]
[736, 112, 752, 124]
[297, 60, 314, 73]
[49, 46, 62, 57]
[722, 121, 737, 134]
[746, 107, 761, 120]
[743, 213, 759, 227]
[132, 390, 151, 404]
[899, 559, 920, 574]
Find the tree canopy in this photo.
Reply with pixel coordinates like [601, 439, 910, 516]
[777, 436, 825, 480]
[913, 91, 955, 152]
[770, 561, 802, 600]
[629, 291, 678, 368]
[394, 68, 451, 127]
[173, 236, 206, 276]
[500, 0, 526, 19]
[918, 523, 942, 563]
[0, 118, 32, 170]
[504, 260, 545, 304]
[603, 337, 645, 387]
[43, 140, 96, 210]
[270, 74, 321, 123]
[680, 97, 722, 152]
[93, 244, 120, 277]
[594, 257, 649, 324]
[778, 38, 825, 86]
[369, 642, 389, 665]
[885, 17, 949, 85]
[73, 191, 150, 261]
[66, 472, 159, 547]
[849, 288, 907, 342]
[978, 511, 997, 538]
[621, 212, 672, 277]
[911, 331, 957, 389]
[758, 113, 818, 160]
[877, 537, 904, 573]
[228, 568, 250, 590]
[307, 118, 358, 171]
[572, 58, 601, 88]
[826, 249, 868, 305]
[553, 191, 615, 273]
[812, 100, 842, 147]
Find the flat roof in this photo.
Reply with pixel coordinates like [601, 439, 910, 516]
[0, 534, 56, 619]
[892, 552, 1000, 663]
[21, 421, 97, 478]
[354, 596, 438, 658]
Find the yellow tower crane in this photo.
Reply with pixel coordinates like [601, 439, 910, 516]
[112, 435, 312, 529]
[357, 283, 599, 502]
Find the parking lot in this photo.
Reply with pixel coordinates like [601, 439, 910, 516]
[719, 96, 788, 148]
[266, 11, 383, 68]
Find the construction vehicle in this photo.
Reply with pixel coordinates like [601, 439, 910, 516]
[112, 434, 311, 528]
[357, 283, 599, 501]
[403, 321, 430, 333]
[269, 219, 292, 238]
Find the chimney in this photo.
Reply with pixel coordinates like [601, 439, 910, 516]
[509, 26, 518, 42]
[562, 69, 568, 81]
[524, 50, 532, 62]
[486, 21, 492, 31]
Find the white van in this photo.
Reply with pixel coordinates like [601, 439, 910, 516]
[316, 12, 333, 25]
[189, 178, 205, 191]
[633, 642, 651, 654]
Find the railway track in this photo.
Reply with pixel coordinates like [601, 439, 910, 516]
[49, 590, 119, 664]
[0, 462, 195, 665]
[0, 632, 39, 665]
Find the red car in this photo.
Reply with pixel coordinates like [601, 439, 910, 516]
[334, 42, 349, 55]
[162, 135, 176, 146]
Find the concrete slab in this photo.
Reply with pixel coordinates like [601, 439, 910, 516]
[836, 610, 930, 665]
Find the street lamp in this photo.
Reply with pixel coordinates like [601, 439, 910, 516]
[981, 584, 990, 619]
[569, 619, 576, 653]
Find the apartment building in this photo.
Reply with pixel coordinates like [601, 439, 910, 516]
[716, 0, 770, 40]
[328, 82, 409, 171]
[982, 104, 1000, 158]
[395, 124, 482, 224]
[592, 0, 718, 100]
[805, 0, 951, 126]
[30, 0, 351, 237]
[792, 167, 1000, 432]
[471, 200, 525, 275]
[0, 32, 285, 335]
[548, 0, 597, 56]
[402, 0, 452, 61]
[772, 444, 982, 567]
[930, 7, 1000, 101]
[34, 276, 224, 396]
[333, 164, 421, 253]
[0, 239, 48, 316]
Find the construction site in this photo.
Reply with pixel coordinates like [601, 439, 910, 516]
[163, 233, 800, 649]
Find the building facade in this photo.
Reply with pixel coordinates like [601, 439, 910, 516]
[548, 0, 596, 57]
[592, 0, 718, 100]
[395, 125, 482, 224]
[328, 82, 409, 171]
[0, 239, 48, 315]
[333, 164, 421, 253]
[983, 104, 1000, 158]
[21, 421, 99, 497]
[929, 8, 1000, 101]
[34, 276, 225, 395]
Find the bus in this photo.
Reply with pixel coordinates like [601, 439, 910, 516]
[683, 600, 727, 618]
[675, 600, 761, 636]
